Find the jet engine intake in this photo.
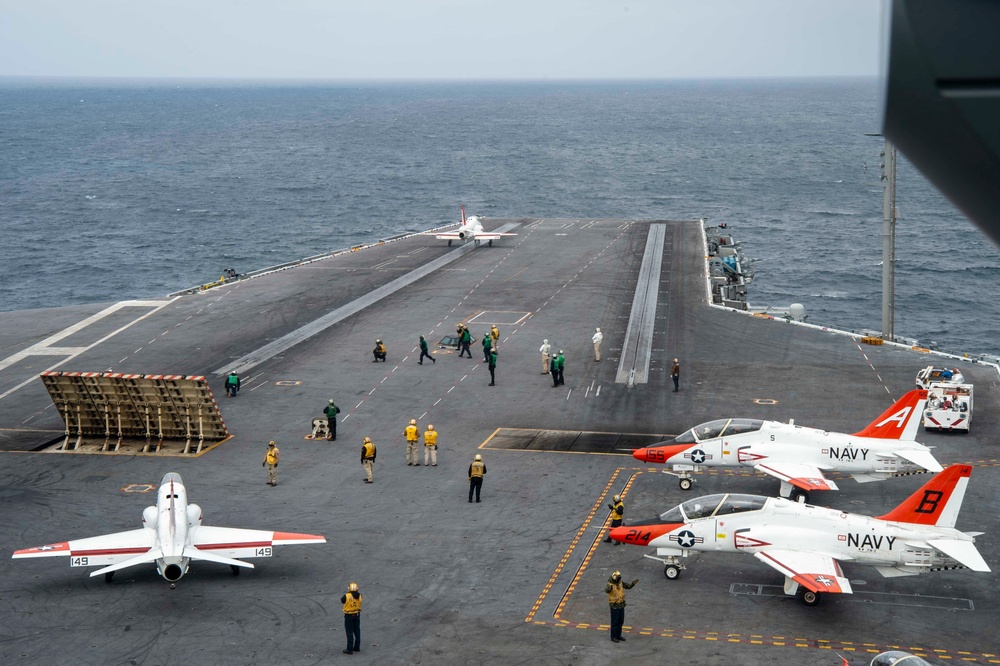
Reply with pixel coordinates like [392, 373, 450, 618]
[142, 506, 158, 529]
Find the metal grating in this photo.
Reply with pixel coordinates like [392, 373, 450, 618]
[40, 371, 229, 454]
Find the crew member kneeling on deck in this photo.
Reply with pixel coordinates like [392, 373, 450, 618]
[372, 339, 387, 362]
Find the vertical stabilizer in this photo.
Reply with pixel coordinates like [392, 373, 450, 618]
[877, 464, 972, 527]
[853, 389, 928, 440]
[461, 206, 467, 225]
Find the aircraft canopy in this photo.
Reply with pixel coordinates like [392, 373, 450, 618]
[673, 418, 764, 444]
[659, 493, 767, 522]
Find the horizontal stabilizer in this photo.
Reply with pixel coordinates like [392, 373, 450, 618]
[927, 539, 991, 572]
[183, 546, 254, 569]
[875, 565, 921, 578]
[90, 548, 162, 577]
[893, 449, 943, 473]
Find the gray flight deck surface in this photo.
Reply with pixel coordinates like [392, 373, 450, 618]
[1, 219, 997, 665]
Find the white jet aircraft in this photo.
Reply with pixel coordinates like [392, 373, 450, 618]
[12, 472, 326, 583]
[610, 464, 989, 606]
[433, 206, 517, 246]
[633, 389, 940, 502]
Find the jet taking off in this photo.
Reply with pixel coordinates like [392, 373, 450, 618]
[433, 206, 517, 246]
[610, 465, 989, 606]
[633, 389, 940, 502]
[13, 473, 326, 583]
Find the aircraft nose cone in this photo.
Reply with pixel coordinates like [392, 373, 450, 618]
[632, 443, 694, 464]
[610, 522, 685, 546]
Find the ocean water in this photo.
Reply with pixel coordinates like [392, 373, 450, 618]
[1, 78, 997, 357]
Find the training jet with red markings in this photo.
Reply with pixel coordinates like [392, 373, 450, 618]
[12, 472, 326, 584]
[610, 465, 989, 606]
[633, 389, 940, 503]
[432, 206, 517, 247]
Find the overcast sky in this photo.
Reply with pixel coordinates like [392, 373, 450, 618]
[0, 0, 883, 80]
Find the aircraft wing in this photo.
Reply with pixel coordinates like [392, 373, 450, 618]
[755, 549, 853, 594]
[13, 528, 155, 567]
[433, 231, 517, 240]
[753, 462, 839, 492]
[893, 449, 944, 473]
[190, 526, 326, 559]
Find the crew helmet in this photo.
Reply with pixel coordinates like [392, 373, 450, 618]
[329, 399, 335, 404]
[474, 454, 482, 461]
[348, 582, 358, 592]
[376, 339, 382, 343]
[612, 571, 621, 581]
[613, 494, 621, 502]
[268, 441, 275, 446]
[427, 424, 434, 431]
[364, 436, 371, 444]
[410, 419, 417, 425]
[543, 339, 549, 344]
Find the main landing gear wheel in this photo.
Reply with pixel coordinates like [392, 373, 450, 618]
[664, 564, 681, 580]
[797, 588, 821, 606]
[104, 572, 115, 583]
[789, 489, 809, 503]
[488, 239, 493, 246]
[448, 239, 453, 247]
[230, 565, 241, 576]
[678, 478, 693, 491]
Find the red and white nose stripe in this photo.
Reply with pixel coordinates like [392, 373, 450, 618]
[632, 443, 696, 464]
[609, 523, 685, 546]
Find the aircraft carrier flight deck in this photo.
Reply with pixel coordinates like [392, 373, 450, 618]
[1, 218, 997, 665]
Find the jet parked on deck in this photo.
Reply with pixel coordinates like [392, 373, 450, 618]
[610, 465, 989, 606]
[633, 389, 939, 502]
[433, 206, 517, 246]
[13, 472, 326, 583]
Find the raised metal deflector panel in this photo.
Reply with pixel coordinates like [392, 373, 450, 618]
[40, 372, 229, 454]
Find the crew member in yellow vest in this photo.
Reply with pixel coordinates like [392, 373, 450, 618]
[262, 441, 279, 486]
[490, 324, 500, 348]
[605, 571, 638, 643]
[341, 582, 362, 654]
[361, 437, 376, 483]
[423, 424, 438, 466]
[372, 339, 387, 362]
[603, 494, 625, 544]
[404, 418, 420, 465]
[468, 453, 486, 503]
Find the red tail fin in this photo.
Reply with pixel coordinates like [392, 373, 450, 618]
[461, 205, 466, 225]
[877, 465, 972, 527]
[852, 389, 927, 440]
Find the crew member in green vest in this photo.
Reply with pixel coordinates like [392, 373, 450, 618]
[224, 370, 240, 397]
[323, 399, 341, 441]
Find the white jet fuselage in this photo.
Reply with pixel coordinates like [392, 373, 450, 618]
[641, 497, 973, 572]
[662, 421, 933, 477]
